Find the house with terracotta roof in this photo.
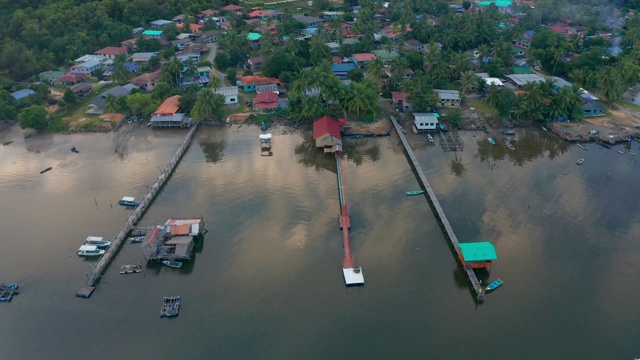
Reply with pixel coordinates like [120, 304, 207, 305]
[391, 91, 412, 112]
[153, 95, 181, 116]
[197, 9, 219, 19]
[131, 52, 159, 63]
[238, 76, 280, 92]
[176, 22, 203, 33]
[150, 95, 193, 127]
[352, 53, 376, 69]
[220, 4, 243, 12]
[253, 91, 280, 112]
[248, 9, 278, 20]
[130, 71, 161, 92]
[94, 46, 128, 60]
[382, 24, 412, 41]
[313, 116, 346, 154]
[53, 72, 87, 86]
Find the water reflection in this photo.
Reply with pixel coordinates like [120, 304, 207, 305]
[199, 138, 227, 163]
[450, 153, 467, 177]
[476, 130, 570, 165]
[343, 139, 381, 165]
[294, 134, 336, 172]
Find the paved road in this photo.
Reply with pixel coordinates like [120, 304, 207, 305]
[206, 43, 227, 84]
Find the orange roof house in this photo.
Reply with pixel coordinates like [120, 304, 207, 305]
[176, 23, 204, 32]
[152, 95, 181, 116]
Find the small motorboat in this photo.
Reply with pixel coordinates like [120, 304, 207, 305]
[576, 143, 588, 151]
[576, 158, 585, 165]
[616, 150, 625, 155]
[487, 137, 496, 145]
[486, 278, 503, 291]
[502, 130, 516, 136]
[120, 264, 142, 274]
[260, 121, 268, 131]
[406, 190, 425, 196]
[130, 236, 145, 243]
[627, 151, 637, 156]
[506, 141, 515, 151]
[427, 133, 434, 143]
[77, 245, 106, 257]
[118, 197, 140, 207]
[70, 147, 79, 153]
[541, 125, 548, 131]
[84, 236, 111, 249]
[162, 260, 183, 268]
[349, 134, 365, 139]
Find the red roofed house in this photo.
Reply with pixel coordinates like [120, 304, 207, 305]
[253, 91, 279, 112]
[239, 76, 280, 92]
[152, 95, 181, 116]
[94, 46, 128, 60]
[391, 91, 412, 112]
[176, 22, 204, 33]
[313, 116, 346, 154]
[53, 72, 87, 86]
[352, 53, 376, 69]
[130, 71, 161, 92]
[220, 4, 243, 13]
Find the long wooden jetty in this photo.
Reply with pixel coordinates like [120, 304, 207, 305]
[76, 124, 199, 298]
[390, 117, 484, 302]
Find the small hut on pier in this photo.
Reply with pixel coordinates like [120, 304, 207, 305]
[457, 241, 497, 271]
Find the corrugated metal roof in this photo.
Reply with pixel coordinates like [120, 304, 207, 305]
[458, 242, 497, 261]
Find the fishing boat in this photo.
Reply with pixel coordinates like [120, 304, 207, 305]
[576, 158, 585, 165]
[162, 260, 183, 269]
[486, 278, 503, 291]
[160, 296, 181, 317]
[576, 143, 588, 151]
[502, 130, 516, 136]
[427, 133, 434, 143]
[487, 137, 496, 145]
[120, 264, 142, 274]
[506, 142, 515, 151]
[40, 167, 52, 174]
[406, 190, 425, 196]
[541, 125, 548, 131]
[118, 196, 140, 207]
[77, 245, 106, 257]
[0, 283, 20, 302]
[130, 236, 145, 243]
[616, 150, 625, 155]
[83, 236, 111, 249]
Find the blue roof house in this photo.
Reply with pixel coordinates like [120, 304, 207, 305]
[331, 63, 356, 79]
[11, 89, 36, 104]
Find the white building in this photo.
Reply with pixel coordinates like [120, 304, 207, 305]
[413, 113, 439, 130]
[74, 54, 105, 65]
[70, 60, 103, 75]
[214, 86, 239, 105]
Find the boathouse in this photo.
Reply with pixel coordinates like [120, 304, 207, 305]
[457, 242, 497, 270]
[313, 116, 346, 154]
[141, 217, 204, 261]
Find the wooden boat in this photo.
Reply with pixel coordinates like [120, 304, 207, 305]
[70, 147, 79, 153]
[486, 278, 503, 291]
[130, 236, 145, 243]
[576, 158, 585, 165]
[541, 125, 548, 131]
[118, 196, 140, 207]
[160, 296, 181, 317]
[120, 264, 142, 274]
[506, 142, 515, 151]
[162, 260, 183, 268]
[502, 130, 516, 136]
[406, 190, 425, 196]
[427, 133, 434, 143]
[40, 167, 52, 174]
[616, 150, 625, 155]
[487, 137, 496, 145]
[77, 245, 106, 256]
[576, 143, 588, 151]
[84, 236, 110, 249]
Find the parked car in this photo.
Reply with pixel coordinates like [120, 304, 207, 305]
[246, 100, 253, 106]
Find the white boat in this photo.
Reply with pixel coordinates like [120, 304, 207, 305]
[576, 158, 585, 165]
[118, 196, 140, 207]
[162, 260, 183, 268]
[84, 236, 111, 248]
[130, 236, 145, 243]
[506, 142, 515, 151]
[411, 125, 418, 134]
[427, 133, 434, 143]
[77, 245, 105, 257]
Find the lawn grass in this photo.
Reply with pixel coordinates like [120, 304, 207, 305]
[616, 98, 640, 112]
[464, 97, 499, 116]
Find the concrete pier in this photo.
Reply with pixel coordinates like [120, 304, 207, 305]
[390, 117, 484, 302]
[76, 124, 199, 298]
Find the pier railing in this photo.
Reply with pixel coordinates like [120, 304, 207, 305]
[390, 117, 484, 302]
[76, 124, 199, 298]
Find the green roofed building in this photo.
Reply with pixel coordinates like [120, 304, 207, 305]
[457, 241, 497, 269]
[247, 32, 262, 41]
[143, 30, 163, 38]
[510, 66, 533, 74]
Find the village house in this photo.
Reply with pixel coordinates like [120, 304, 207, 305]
[253, 91, 281, 112]
[142, 30, 164, 38]
[220, 4, 243, 13]
[39, 70, 64, 85]
[293, 14, 326, 28]
[70, 83, 93, 98]
[94, 46, 128, 61]
[313, 116, 346, 154]
[53, 72, 87, 86]
[391, 91, 412, 112]
[581, 95, 606, 118]
[326, 42, 340, 54]
[176, 22, 204, 33]
[247, 32, 262, 47]
[404, 39, 425, 53]
[70, 60, 103, 75]
[131, 52, 159, 63]
[247, 55, 264, 70]
[86, 84, 138, 114]
[150, 95, 192, 127]
[130, 71, 161, 92]
[352, 53, 376, 69]
[248, 9, 279, 21]
[74, 54, 105, 64]
[331, 63, 357, 79]
[214, 86, 239, 105]
[150, 19, 174, 28]
[413, 113, 440, 130]
[238, 76, 280, 92]
[10, 89, 36, 104]
[504, 74, 545, 88]
[434, 89, 461, 107]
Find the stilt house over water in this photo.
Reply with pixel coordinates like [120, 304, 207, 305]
[142, 217, 204, 261]
[457, 242, 498, 271]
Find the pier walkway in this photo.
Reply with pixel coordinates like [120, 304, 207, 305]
[335, 152, 364, 285]
[76, 124, 199, 298]
[390, 117, 484, 302]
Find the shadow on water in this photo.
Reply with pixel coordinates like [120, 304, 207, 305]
[199, 138, 227, 163]
[294, 134, 337, 173]
[450, 153, 467, 177]
[144, 254, 196, 275]
[342, 139, 381, 165]
[476, 130, 571, 165]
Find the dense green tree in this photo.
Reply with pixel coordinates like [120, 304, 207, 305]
[0, 102, 18, 120]
[63, 88, 77, 105]
[261, 53, 304, 79]
[226, 68, 237, 86]
[18, 105, 47, 129]
[192, 88, 224, 121]
[347, 68, 364, 82]
[111, 54, 133, 85]
[125, 93, 158, 117]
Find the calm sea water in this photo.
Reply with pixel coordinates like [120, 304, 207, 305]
[0, 123, 639, 359]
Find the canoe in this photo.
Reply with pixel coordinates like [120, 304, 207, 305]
[576, 143, 588, 150]
[616, 150, 625, 155]
[541, 126, 548, 131]
[506, 142, 515, 151]
[486, 278, 503, 291]
[406, 190, 425, 196]
[576, 158, 584, 165]
[487, 137, 496, 145]
[162, 260, 183, 268]
[427, 133, 434, 143]
[40, 167, 53, 174]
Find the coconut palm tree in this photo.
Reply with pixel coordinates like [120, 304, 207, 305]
[483, 84, 501, 109]
[300, 95, 326, 121]
[458, 70, 477, 96]
[192, 88, 223, 122]
[105, 94, 123, 113]
[111, 54, 132, 85]
[366, 57, 384, 80]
